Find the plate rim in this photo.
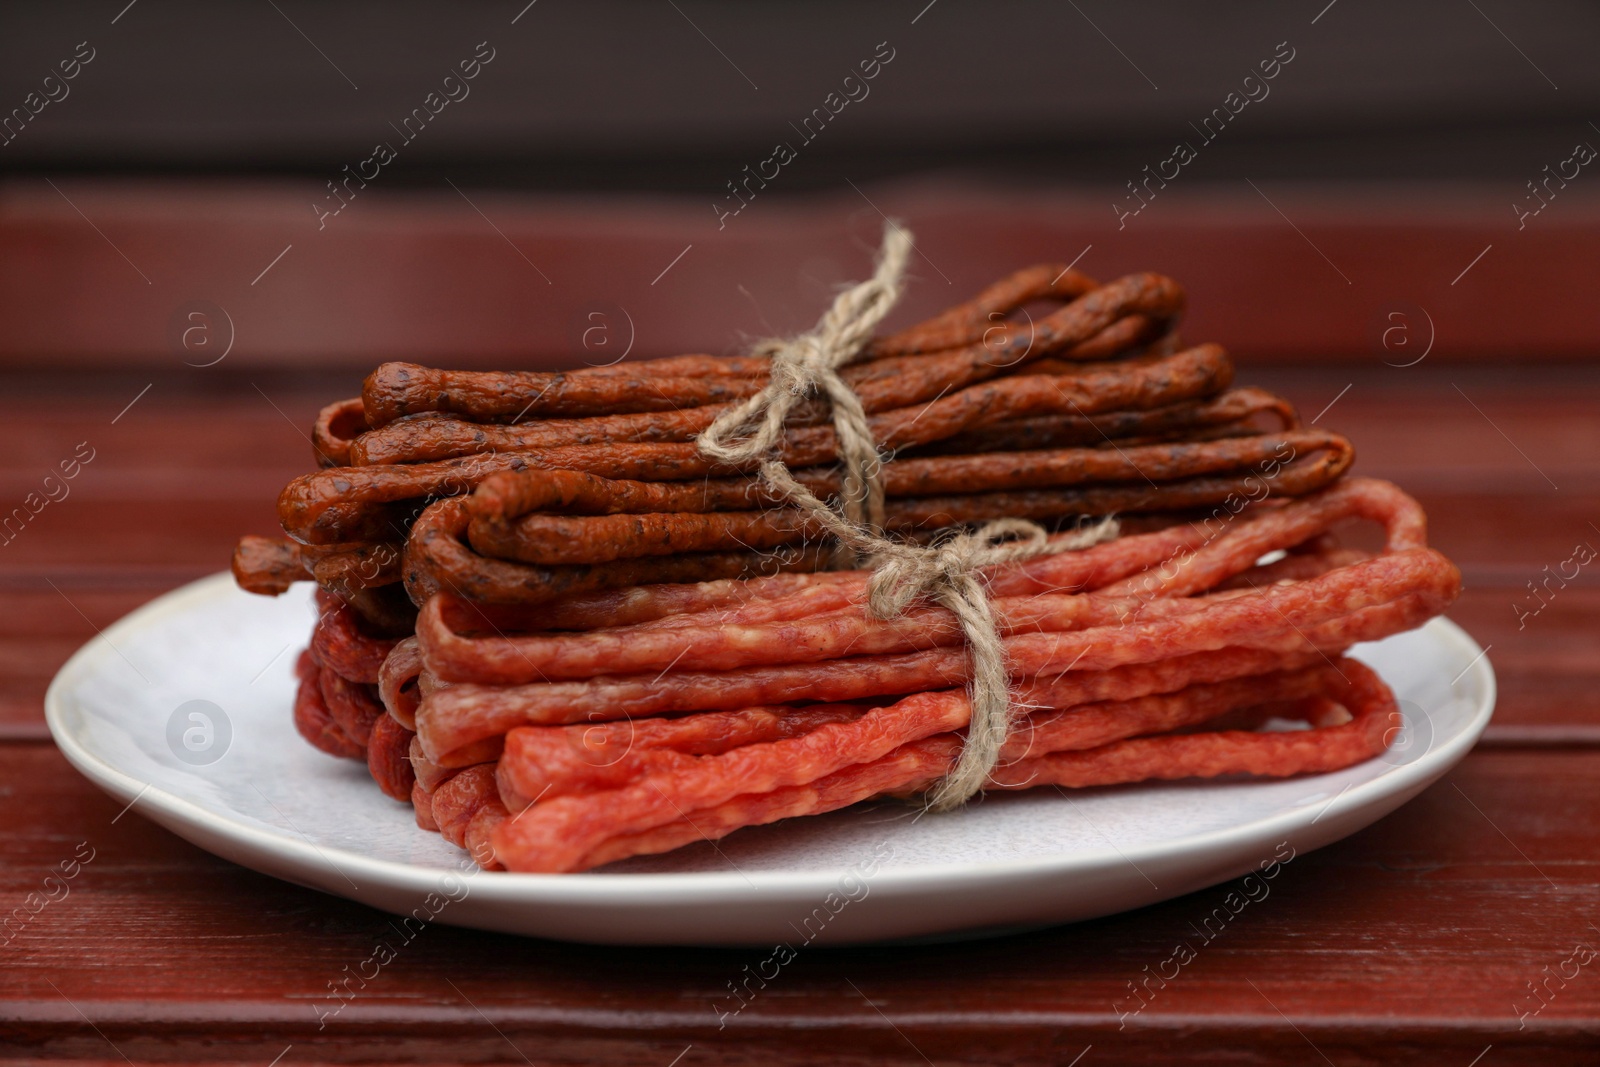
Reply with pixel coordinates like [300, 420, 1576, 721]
[45, 571, 1497, 904]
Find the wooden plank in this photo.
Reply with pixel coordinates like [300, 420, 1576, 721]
[2, 363, 1598, 564]
[1253, 365, 1600, 494]
[6, 181, 1600, 367]
[1, 744, 1596, 1063]
[0, 589, 190, 737]
[1, 368, 1596, 736]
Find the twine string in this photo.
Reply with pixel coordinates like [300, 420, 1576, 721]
[697, 224, 1117, 809]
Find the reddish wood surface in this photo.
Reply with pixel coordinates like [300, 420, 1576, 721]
[2, 743, 1596, 1064]
[3, 236, 1599, 1060]
[6, 180, 1600, 367]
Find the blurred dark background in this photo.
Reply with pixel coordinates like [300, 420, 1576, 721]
[6, 1, 1599, 186]
[2, 0, 1597, 368]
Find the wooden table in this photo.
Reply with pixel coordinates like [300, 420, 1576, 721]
[3, 188, 1598, 1063]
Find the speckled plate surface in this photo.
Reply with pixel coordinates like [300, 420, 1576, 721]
[46, 573, 1494, 947]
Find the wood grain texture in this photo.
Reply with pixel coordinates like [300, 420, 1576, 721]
[2, 744, 1597, 1063]
[6, 180, 1600, 367]
[2, 326, 1596, 1060]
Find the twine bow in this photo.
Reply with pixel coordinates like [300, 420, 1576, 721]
[697, 224, 1118, 810]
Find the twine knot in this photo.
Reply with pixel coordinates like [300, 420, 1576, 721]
[697, 228, 909, 531]
[696, 224, 1117, 810]
[866, 517, 1053, 617]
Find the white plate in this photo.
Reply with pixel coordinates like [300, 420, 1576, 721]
[47, 573, 1494, 947]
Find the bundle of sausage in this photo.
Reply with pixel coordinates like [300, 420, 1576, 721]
[237, 265, 1352, 622]
[229, 260, 1457, 873]
[386, 475, 1456, 871]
